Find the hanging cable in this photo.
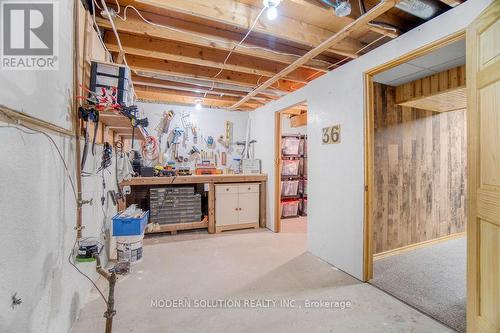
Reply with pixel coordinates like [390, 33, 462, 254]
[91, 0, 112, 60]
[212, 7, 266, 79]
[0, 117, 78, 203]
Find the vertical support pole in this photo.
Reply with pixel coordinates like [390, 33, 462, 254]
[73, 0, 84, 239]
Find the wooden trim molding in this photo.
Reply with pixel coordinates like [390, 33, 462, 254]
[0, 104, 74, 137]
[373, 232, 466, 261]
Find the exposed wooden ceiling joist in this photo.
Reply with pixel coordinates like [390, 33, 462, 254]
[135, 86, 260, 110]
[132, 75, 275, 101]
[438, 0, 464, 7]
[104, 33, 318, 84]
[135, 85, 265, 107]
[95, 14, 332, 72]
[113, 0, 365, 59]
[133, 71, 285, 98]
[231, 0, 397, 109]
[124, 54, 304, 92]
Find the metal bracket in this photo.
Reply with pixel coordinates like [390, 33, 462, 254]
[78, 197, 93, 207]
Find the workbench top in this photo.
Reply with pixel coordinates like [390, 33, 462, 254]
[120, 174, 268, 186]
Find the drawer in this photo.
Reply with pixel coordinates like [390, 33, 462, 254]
[238, 183, 260, 194]
[216, 185, 238, 195]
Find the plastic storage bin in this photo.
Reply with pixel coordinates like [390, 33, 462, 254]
[282, 137, 300, 156]
[112, 211, 149, 236]
[281, 200, 300, 217]
[282, 159, 300, 176]
[281, 180, 299, 196]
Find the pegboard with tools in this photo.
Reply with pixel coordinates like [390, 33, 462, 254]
[137, 110, 255, 176]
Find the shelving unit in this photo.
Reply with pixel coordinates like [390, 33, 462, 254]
[280, 134, 307, 219]
[99, 111, 146, 141]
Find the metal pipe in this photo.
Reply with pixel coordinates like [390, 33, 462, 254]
[93, 254, 117, 333]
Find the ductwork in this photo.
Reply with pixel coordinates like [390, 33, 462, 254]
[395, 0, 449, 20]
[322, 0, 450, 21]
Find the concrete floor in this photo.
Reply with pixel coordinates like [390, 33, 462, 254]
[72, 228, 453, 333]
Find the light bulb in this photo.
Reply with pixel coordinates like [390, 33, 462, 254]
[194, 99, 202, 109]
[334, 0, 351, 17]
[266, 6, 278, 20]
[100, 8, 117, 19]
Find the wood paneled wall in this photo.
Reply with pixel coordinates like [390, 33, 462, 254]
[373, 83, 466, 254]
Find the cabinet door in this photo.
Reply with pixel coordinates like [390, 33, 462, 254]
[238, 192, 260, 224]
[215, 193, 239, 226]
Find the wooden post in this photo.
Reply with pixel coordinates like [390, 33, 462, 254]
[260, 180, 267, 228]
[208, 183, 215, 233]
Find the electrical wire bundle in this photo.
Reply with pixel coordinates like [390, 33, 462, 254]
[141, 135, 159, 162]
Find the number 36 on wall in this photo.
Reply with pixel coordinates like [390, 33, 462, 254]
[322, 125, 341, 144]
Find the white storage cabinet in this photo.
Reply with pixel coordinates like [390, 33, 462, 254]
[215, 183, 260, 232]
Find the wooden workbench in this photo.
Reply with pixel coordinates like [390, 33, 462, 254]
[119, 174, 267, 234]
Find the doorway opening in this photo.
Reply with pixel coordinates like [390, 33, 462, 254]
[364, 33, 467, 332]
[275, 103, 308, 233]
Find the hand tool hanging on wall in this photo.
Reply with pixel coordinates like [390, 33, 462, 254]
[141, 136, 159, 166]
[236, 140, 257, 159]
[156, 110, 174, 145]
[191, 126, 198, 144]
[121, 105, 149, 150]
[188, 146, 200, 162]
[181, 112, 193, 140]
[79, 106, 100, 170]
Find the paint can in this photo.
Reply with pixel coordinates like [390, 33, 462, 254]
[116, 235, 143, 264]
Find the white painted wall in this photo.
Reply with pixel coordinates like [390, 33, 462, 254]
[0, 129, 117, 333]
[0, 1, 118, 331]
[137, 102, 249, 168]
[250, 0, 492, 280]
[0, 0, 75, 130]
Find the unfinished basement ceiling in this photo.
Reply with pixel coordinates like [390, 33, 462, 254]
[373, 38, 465, 86]
[95, 0, 464, 110]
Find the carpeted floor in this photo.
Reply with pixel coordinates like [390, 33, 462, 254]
[370, 237, 466, 333]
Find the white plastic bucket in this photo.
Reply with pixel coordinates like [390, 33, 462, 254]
[116, 235, 144, 264]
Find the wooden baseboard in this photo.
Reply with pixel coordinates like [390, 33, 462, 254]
[216, 222, 259, 233]
[373, 232, 466, 261]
